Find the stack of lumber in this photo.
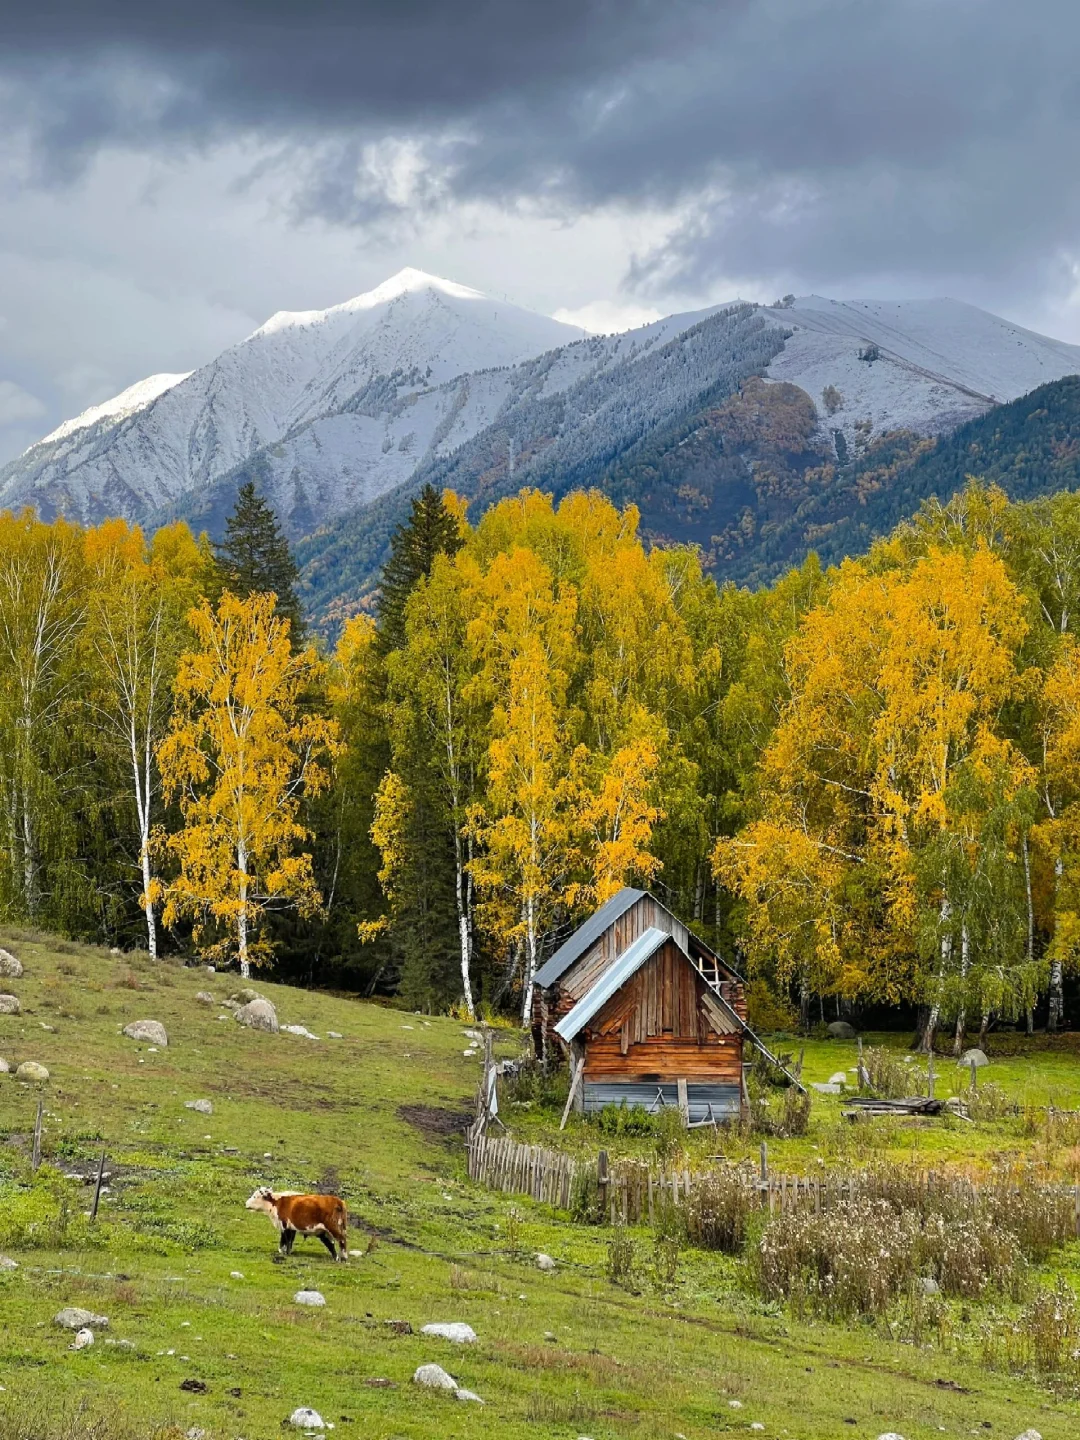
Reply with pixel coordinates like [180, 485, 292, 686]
[843, 1095, 944, 1118]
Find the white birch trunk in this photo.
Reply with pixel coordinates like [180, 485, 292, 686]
[237, 839, 250, 979]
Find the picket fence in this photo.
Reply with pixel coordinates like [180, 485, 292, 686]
[467, 1131, 1080, 1233]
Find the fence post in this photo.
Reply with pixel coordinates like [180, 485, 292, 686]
[927, 1053, 935, 1100]
[970, 1056, 978, 1092]
[31, 1097, 43, 1172]
[759, 1141, 768, 1183]
[597, 1150, 609, 1220]
[90, 1150, 107, 1222]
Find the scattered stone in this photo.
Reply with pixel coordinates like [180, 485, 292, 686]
[875, 1434, 906, 1440]
[288, 1408, 324, 1430]
[231, 987, 259, 1004]
[294, 1291, 326, 1307]
[55, 1307, 108, 1330]
[0, 995, 20, 1015]
[327, 1031, 342, 1039]
[811, 1082, 843, 1095]
[194, 992, 215, 1006]
[413, 1363, 458, 1391]
[17, 1061, 51, 1081]
[0, 948, 23, 978]
[918, 1277, 940, 1296]
[179, 1379, 207, 1394]
[70, 1328, 94, 1350]
[123, 1019, 168, 1046]
[828, 1071, 848, 1085]
[185, 1099, 213, 1115]
[235, 997, 278, 1033]
[230, 1271, 244, 1279]
[104, 1338, 135, 1349]
[186, 1429, 208, 1440]
[0, 1256, 17, 1269]
[384, 1319, 413, 1335]
[454, 1389, 484, 1404]
[958, 1048, 989, 1069]
[221, 998, 241, 1011]
[1012, 1432, 1042, 1440]
[543, 1331, 558, 1342]
[0, 1059, 8, 1073]
[727, 1400, 744, 1409]
[282, 1024, 319, 1039]
[826, 1020, 857, 1039]
[421, 1322, 476, 1344]
[535, 1253, 557, 1271]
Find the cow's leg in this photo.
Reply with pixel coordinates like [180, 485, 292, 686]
[316, 1230, 338, 1260]
[280, 1226, 296, 1256]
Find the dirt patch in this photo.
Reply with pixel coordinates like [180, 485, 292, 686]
[397, 1104, 472, 1138]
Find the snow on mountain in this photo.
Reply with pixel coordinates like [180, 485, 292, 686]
[4, 276, 1080, 542]
[0, 268, 585, 527]
[758, 296, 1080, 445]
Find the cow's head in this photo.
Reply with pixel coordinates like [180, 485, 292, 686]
[245, 1186, 276, 1214]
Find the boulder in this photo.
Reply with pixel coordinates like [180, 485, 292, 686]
[0, 1255, 17, 1269]
[536, 1253, 557, 1272]
[413, 1363, 457, 1391]
[185, 1099, 213, 1115]
[294, 1291, 325, 1307]
[70, 1328, 94, 1350]
[16, 1061, 49, 1082]
[55, 1307, 108, 1330]
[828, 1072, 848, 1085]
[231, 987, 260, 1005]
[421, 1322, 476, 1344]
[235, 998, 278, 1034]
[123, 1020, 168, 1046]
[287, 1408, 325, 1430]
[826, 1020, 857, 1039]
[194, 992, 215, 1006]
[918, 1276, 940, 1296]
[958, 1048, 989, 1069]
[0, 994, 20, 1015]
[0, 948, 23, 978]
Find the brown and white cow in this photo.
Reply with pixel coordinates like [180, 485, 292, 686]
[245, 1187, 348, 1262]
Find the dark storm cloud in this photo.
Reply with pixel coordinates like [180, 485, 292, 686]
[5, 0, 1080, 297]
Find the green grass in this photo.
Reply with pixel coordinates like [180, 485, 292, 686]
[0, 931, 1078, 1439]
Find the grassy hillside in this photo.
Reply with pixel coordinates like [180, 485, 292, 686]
[0, 933, 1078, 1439]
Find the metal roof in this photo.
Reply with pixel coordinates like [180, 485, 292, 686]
[554, 926, 670, 1042]
[532, 887, 644, 989]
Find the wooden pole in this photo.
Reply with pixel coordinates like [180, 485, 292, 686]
[856, 1036, 866, 1090]
[759, 1140, 768, 1183]
[597, 1150, 609, 1218]
[927, 1052, 935, 1100]
[90, 1150, 107, 1222]
[677, 1078, 690, 1128]
[970, 1056, 978, 1092]
[559, 1056, 585, 1131]
[31, 1097, 43, 1172]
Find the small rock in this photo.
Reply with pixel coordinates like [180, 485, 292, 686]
[185, 1099, 213, 1115]
[728, 1400, 744, 1409]
[827, 1019, 857, 1039]
[55, 1307, 109, 1330]
[454, 1389, 484, 1404]
[186, 1429, 208, 1440]
[281, 1024, 319, 1039]
[421, 1322, 476, 1344]
[0, 994, 20, 1015]
[958, 1048, 989, 1069]
[0, 1255, 17, 1270]
[288, 1409, 324, 1430]
[70, 1328, 94, 1350]
[327, 1031, 342, 1039]
[384, 1319, 413, 1335]
[235, 997, 278, 1033]
[205, 965, 215, 974]
[123, 1019, 168, 1046]
[543, 1331, 557, 1342]
[1012, 1432, 1042, 1440]
[0, 948, 23, 978]
[231, 987, 259, 1004]
[179, 1379, 207, 1394]
[828, 1071, 848, 1085]
[811, 1082, 842, 1095]
[230, 1271, 244, 1279]
[0, 1058, 9, 1073]
[876, 1434, 906, 1440]
[918, 1277, 940, 1295]
[535, 1253, 557, 1271]
[194, 992, 215, 1006]
[17, 1061, 49, 1081]
[413, 1363, 457, 1391]
[294, 1290, 326, 1307]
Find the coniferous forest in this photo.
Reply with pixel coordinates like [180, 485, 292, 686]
[5, 474, 1080, 1043]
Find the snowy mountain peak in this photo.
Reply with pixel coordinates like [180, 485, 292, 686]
[253, 268, 491, 339]
[37, 372, 192, 450]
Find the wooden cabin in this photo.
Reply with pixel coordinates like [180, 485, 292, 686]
[533, 888, 782, 1124]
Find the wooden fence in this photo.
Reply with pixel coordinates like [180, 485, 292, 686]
[467, 1131, 1080, 1233]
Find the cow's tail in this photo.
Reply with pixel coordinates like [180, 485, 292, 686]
[337, 1199, 349, 1260]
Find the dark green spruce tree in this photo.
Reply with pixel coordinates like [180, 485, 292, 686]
[217, 481, 304, 637]
[376, 485, 462, 655]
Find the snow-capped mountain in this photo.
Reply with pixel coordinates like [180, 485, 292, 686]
[4, 273, 1080, 546]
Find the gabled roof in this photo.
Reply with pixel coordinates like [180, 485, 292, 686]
[532, 887, 644, 989]
[554, 927, 670, 1042]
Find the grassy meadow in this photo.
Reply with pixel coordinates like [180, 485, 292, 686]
[0, 931, 1078, 1440]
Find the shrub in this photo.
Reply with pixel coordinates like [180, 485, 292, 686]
[964, 1080, 1017, 1121]
[745, 980, 798, 1034]
[982, 1279, 1080, 1378]
[0, 1168, 103, 1251]
[606, 1224, 637, 1288]
[685, 1167, 757, 1254]
[860, 1046, 920, 1099]
[596, 1101, 665, 1137]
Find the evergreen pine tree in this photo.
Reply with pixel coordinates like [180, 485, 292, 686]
[376, 485, 462, 655]
[217, 481, 304, 637]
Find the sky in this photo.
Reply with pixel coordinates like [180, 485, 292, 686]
[3, 0, 1080, 463]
